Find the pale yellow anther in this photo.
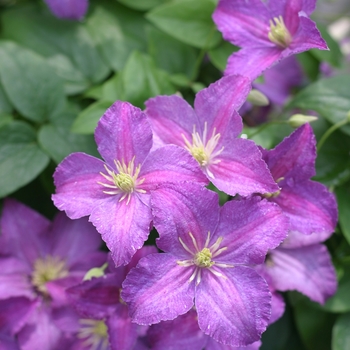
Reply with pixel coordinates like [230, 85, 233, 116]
[268, 16, 292, 48]
[78, 319, 109, 350]
[194, 248, 214, 268]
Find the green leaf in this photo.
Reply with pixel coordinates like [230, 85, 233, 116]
[0, 121, 49, 198]
[147, 25, 197, 78]
[71, 100, 112, 134]
[297, 52, 320, 81]
[332, 313, 350, 350]
[335, 184, 350, 245]
[86, 0, 148, 71]
[0, 113, 13, 129]
[117, 0, 170, 11]
[1, 4, 109, 94]
[0, 41, 66, 123]
[146, 0, 221, 49]
[0, 81, 12, 113]
[208, 40, 238, 71]
[288, 75, 350, 136]
[323, 266, 350, 313]
[309, 24, 343, 68]
[38, 108, 99, 164]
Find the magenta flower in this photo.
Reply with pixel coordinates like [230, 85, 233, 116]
[122, 183, 288, 346]
[53, 101, 206, 266]
[0, 199, 106, 350]
[213, 0, 328, 80]
[260, 123, 338, 236]
[44, 0, 88, 20]
[145, 75, 278, 197]
[67, 246, 157, 350]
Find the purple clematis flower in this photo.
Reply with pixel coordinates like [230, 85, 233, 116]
[260, 123, 338, 236]
[261, 229, 337, 304]
[67, 246, 157, 350]
[0, 199, 106, 350]
[145, 75, 278, 197]
[213, 0, 328, 80]
[122, 183, 288, 346]
[53, 101, 206, 266]
[44, 0, 88, 20]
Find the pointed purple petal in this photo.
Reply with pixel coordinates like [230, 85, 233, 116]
[267, 244, 337, 303]
[121, 253, 195, 325]
[194, 75, 251, 138]
[95, 101, 152, 167]
[147, 310, 207, 350]
[151, 182, 219, 255]
[89, 194, 152, 266]
[270, 291, 285, 324]
[271, 180, 337, 235]
[52, 152, 109, 219]
[261, 124, 316, 182]
[140, 145, 208, 192]
[282, 229, 333, 249]
[145, 95, 199, 147]
[0, 199, 50, 264]
[206, 337, 261, 350]
[209, 138, 279, 196]
[44, 0, 88, 20]
[107, 305, 139, 350]
[224, 47, 283, 80]
[213, 0, 271, 47]
[216, 197, 288, 265]
[196, 267, 271, 346]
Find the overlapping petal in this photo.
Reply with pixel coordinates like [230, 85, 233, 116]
[122, 253, 195, 325]
[44, 0, 88, 20]
[196, 267, 271, 346]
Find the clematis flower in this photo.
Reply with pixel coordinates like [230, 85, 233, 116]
[44, 0, 89, 20]
[213, 0, 328, 80]
[0, 199, 106, 350]
[145, 75, 278, 197]
[67, 246, 157, 350]
[122, 183, 288, 346]
[53, 101, 206, 267]
[260, 123, 338, 236]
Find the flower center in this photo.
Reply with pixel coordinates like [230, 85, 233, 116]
[78, 319, 109, 350]
[182, 122, 224, 177]
[98, 156, 146, 205]
[31, 255, 68, 295]
[177, 231, 233, 285]
[268, 16, 292, 48]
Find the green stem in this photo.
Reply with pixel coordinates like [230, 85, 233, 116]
[317, 116, 350, 152]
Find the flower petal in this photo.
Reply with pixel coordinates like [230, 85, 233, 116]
[89, 193, 152, 267]
[266, 244, 337, 304]
[95, 101, 152, 167]
[216, 197, 288, 265]
[52, 152, 109, 219]
[44, 0, 88, 20]
[209, 138, 279, 196]
[121, 253, 195, 325]
[195, 267, 271, 346]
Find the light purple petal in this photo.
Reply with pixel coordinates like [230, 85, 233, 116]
[281, 229, 333, 249]
[95, 101, 152, 167]
[268, 0, 316, 17]
[266, 244, 337, 303]
[261, 123, 316, 182]
[224, 47, 283, 80]
[0, 334, 20, 350]
[67, 274, 120, 319]
[0, 199, 50, 264]
[44, 0, 88, 20]
[48, 213, 105, 269]
[121, 253, 195, 325]
[194, 75, 251, 138]
[151, 182, 219, 255]
[52, 152, 109, 219]
[147, 309, 207, 350]
[89, 193, 152, 266]
[270, 291, 285, 324]
[145, 95, 199, 147]
[301, 0, 317, 15]
[213, 0, 272, 47]
[290, 16, 328, 52]
[140, 145, 207, 192]
[206, 337, 261, 350]
[51, 306, 80, 334]
[271, 180, 337, 235]
[195, 267, 270, 346]
[107, 305, 139, 350]
[216, 197, 288, 265]
[209, 138, 279, 196]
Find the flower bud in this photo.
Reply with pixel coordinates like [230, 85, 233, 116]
[247, 89, 269, 106]
[288, 114, 318, 128]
